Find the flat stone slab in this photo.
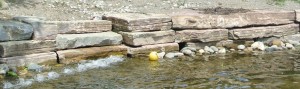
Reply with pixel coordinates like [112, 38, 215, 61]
[121, 30, 175, 46]
[0, 52, 57, 67]
[0, 40, 55, 57]
[283, 34, 300, 42]
[0, 20, 33, 42]
[175, 29, 228, 43]
[56, 32, 123, 49]
[296, 10, 300, 22]
[229, 24, 299, 39]
[127, 43, 179, 56]
[103, 13, 171, 32]
[57, 45, 127, 64]
[113, 22, 172, 32]
[14, 16, 112, 40]
[172, 10, 294, 29]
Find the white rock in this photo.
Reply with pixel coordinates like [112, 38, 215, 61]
[198, 49, 205, 55]
[237, 45, 246, 50]
[286, 43, 295, 49]
[218, 48, 226, 54]
[165, 52, 184, 59]
[210, 46, 219, 52]
[251, 42, 265, 51]
[181, 49, 195, 56]
[288, 40, 300, 46]
[204, 46, 214, 53]
[157, 52, 166, 59]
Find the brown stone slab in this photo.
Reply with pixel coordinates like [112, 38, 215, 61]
[229, 24, 299, 39]
[172, 10, 295, 29]
[103, 13, 171, 26]
[57, 45, 127, 64]
[14, 16, 112, 40]
[121, 30, 175, 46]
[0, 52, 57, 67]
[175, 29, 228, 43]
[113, 22, 172, 32]
[127, 43, 179, 56]
[0, 40, 55, 57]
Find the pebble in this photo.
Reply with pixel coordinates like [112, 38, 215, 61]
[218, 48, 226, 54]
[181, 49, 195, 56]
[265, 47, 276, 52]
[286, 43, 295, 49]
[210, 46, 219, 52]
[157, 52, 165, 59]
[0, 64, 9, 75]
[204, 46, 214, 53]
[198, 49, 205, 55]
[27, 63, 43, 72]
[165, 52, 184, 59]
[237, 45, 246, 50]
[251, 42, 265, 51]
[182, 47, 197, 52]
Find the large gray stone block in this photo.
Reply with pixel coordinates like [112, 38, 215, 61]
[172, 10, 294, 29]
[121, 30, 175, 46]
[0, 40, 55, 57]
[229, 24, 299, 39]
[103, 13, 171, 32]
[175, 29, 228, 42]
[14, 16, 112, 40]
[0, 20, 33, 42]
[56, 32, 123, 49]
[0, 52, 57, 67]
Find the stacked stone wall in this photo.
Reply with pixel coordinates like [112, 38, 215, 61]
[0, 9, 299, 66]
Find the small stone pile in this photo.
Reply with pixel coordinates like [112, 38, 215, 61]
[103, 13, 179, 57]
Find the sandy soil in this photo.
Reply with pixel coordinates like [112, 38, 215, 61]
[0, 0, 299, 21]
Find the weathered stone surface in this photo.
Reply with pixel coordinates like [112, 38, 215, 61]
[0, 40, 55, 57]
[284, 34, 300, 42]
[175, 29, 228, 42]
[0, 52, 57, 67]
[229, 24, 299, 39]
[14, 17, 112, 40]
[103, 13, 171, 32]
[103, 13, 171, 26]
[121, 30, 175, 46]
[56, 32, 122, 49]
[0, 20, 33, 42]
[113, 22, 172, 32]
[172, 10, 294, 29]
[57, 45, 127, 64]
[127, 43, 179, 56]
[296, 10, 300, 22]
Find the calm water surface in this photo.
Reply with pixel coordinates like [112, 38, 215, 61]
[4, 50, 300, 89]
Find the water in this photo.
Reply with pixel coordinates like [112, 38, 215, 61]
[2, 51, 300, 89]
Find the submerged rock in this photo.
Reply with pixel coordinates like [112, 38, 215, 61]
[165, 52, 184, 59]
[27, 63, 43, 72]
[181, 49, 195, 56]
[0, 64, 9, 74]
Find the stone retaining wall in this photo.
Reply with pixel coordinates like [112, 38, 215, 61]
[0, 9, 300, 66]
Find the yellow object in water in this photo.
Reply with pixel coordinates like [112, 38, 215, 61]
[149, 52, 159, 61]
